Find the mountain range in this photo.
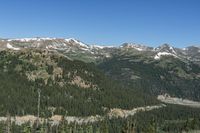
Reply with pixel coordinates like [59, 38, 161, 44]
[0, 37, 200, 132]
[0, 38, 200, 64]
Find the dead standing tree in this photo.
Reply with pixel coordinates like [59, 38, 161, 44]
[36, 88, 41, 128]
[6, 112, 11, 133]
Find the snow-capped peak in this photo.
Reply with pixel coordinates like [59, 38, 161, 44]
[121, 43, 152, 51]
[154, 44, 178, 54]
[65, 38, 89, 48]
[169, 46, 176, 54]
[153, 44, 179, 60]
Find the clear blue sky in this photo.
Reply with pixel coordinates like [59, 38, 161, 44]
[0, 0, 200, 47]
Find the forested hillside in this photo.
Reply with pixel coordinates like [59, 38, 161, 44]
[0, 49, 158, 117]
[0, 42, 200, 132]
[98, 51, 200, 101]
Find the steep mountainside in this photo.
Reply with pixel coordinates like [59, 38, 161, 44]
[0, 38, 200, 102]
[0, 49, 158, 117]
[98, 49, 200, 101]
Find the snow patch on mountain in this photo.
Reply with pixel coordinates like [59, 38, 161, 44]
[121, 43, 151, 51]
[182, 48, 187, 51]
[7, 38, 57, 42]
[7, 43, 20, 50]
[65, 38, 89, 48]
[154, 52, 177, 60]
[134, 47, 144, 51]
[90, 45, 114, 49]
[91, 45, 104, 49]
[170, 46, 176, 54]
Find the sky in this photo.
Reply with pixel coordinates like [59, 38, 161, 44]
[0, 0, 200, 47]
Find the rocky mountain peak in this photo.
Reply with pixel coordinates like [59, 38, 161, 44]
[121, 43, 153, 51]
[155, 44, 177, 54]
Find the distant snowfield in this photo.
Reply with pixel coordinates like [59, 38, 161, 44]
[157, 95, 200, 108]
[8, 37, 56, 42]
